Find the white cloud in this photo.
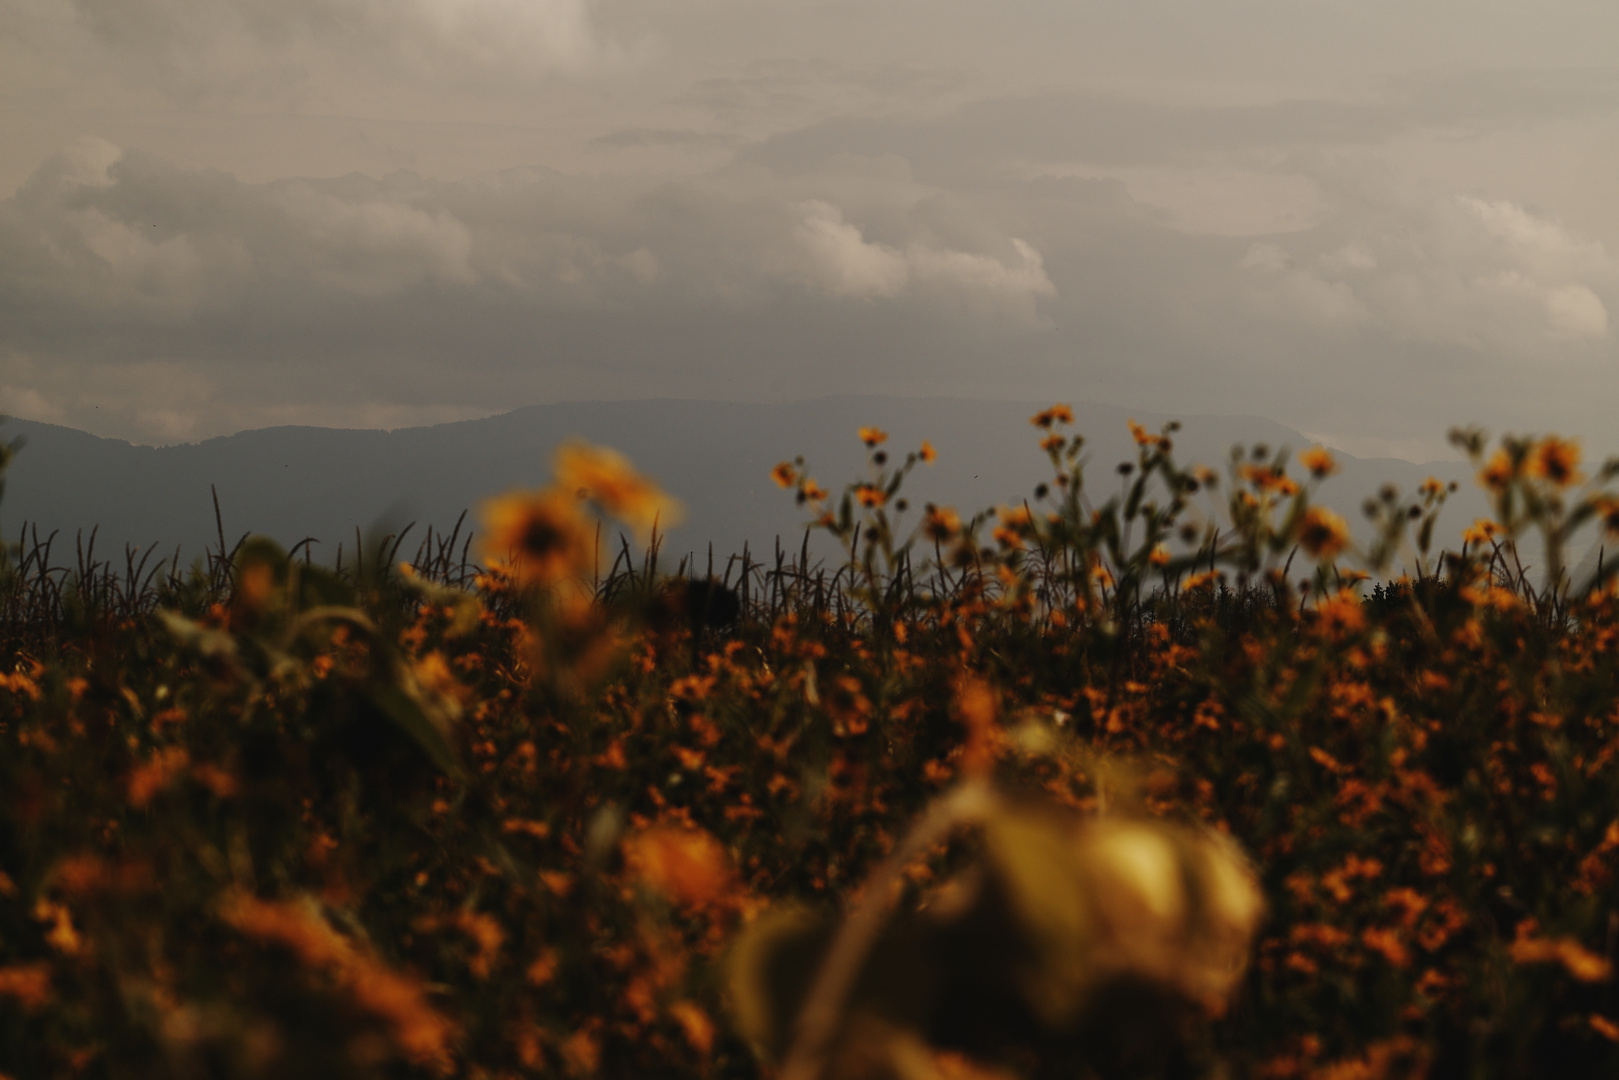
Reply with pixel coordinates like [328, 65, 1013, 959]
[793, 199, 1054, 309]
[1238, 190, 1616, 348]
[794, 200, 909, 298]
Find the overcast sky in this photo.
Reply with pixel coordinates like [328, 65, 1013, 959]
[2, 1, 1617, 459]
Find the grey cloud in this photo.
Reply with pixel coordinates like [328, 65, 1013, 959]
[743, 73, 1619, 183]
[4, 74, 1619, 452]
[0, 139, 1065, 441]
[590, 128, 740, 149]
[37, 0, 619, 104]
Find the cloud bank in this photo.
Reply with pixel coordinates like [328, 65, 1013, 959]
[2, 3, 1618, 458]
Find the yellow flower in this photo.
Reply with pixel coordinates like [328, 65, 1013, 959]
[1479, 449, 1515, 492]
[1297, 507, 1351, 561]
[554, 440, 683, 538]
[858, 426, 888, 447]
[922, 504, 961, 542]
[1299, 446, 1337, 479]
[771, 462, 797, 489]
[623, 826, 734, 909]
[1239, 464, 1298, 496]
[1528, 436, 1582, 488]
[1315, 589, 1366, 638]
[479, 489, 595, 587]
[1030, 404, 1073, 428]
[1463, 518, 1502, 546]
[1598, 497, 1619, 540]
[855, 483, 887, 508]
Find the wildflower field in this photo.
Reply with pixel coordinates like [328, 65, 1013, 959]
[3, 412, 1619, 1080]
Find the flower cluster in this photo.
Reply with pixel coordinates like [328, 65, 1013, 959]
[1, 419, 1618, 1080]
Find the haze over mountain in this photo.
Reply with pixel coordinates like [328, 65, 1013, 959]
[0, 397, 1498, 579]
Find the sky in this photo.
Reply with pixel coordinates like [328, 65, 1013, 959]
[1, 1, 1617, 460]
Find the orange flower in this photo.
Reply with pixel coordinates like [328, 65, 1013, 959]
[1297, 507, 1350, 561]
[855, 483, 887, 508]
[922, 504, 961, 542]
[479, 488, 594, 587]
[1527, 436, 1582, 488]
[1149, 544, 1171, 567]
[954, 674, 1000, 777]
[771, 462, 797, 489]
[1479, 449, 1515, 492]
[128, 747, 191, 808]
[1240, 464, 1299, 496]
[858, 426, 888, 447]
[1463, 518, 1502, 546]
[0, 964, 51, 1012]
[919, 440, 937, 464]
[221, 891, 457, 1070]
[554, 440, 683, 537]
[1031, 404, 1074, 428]
[1509, 919, 1612, 982]
[1299, 446, 1338, 479]
[800, 479, 829, 503]
[1315, 590, 1366, 638]
[1598, 497, 1619, 540]
[1128, 419, 1160, 447]
[624, 826, 734, 909]
[993, 505, 1033, 547]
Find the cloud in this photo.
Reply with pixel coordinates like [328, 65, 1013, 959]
[0, 141, 1071, 441]
[1237, 189, 1616, 348]
[793, 201, 1054, 314]
[31, 0, 620, 103]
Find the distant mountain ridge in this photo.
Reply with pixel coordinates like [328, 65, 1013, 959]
[0, 397, 1489, 574]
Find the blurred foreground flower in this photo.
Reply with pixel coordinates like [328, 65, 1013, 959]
[730, 787, 1264, 1080]
[625, 825, 737, 911]
[479, 488, 595, 588]
[555, 440, 684, 539]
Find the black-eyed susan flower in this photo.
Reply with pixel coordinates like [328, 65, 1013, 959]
[1479, 449, 1515, 492]
[1297, 507, 1351, 560]
[858, 426, 888, 447]
[855, 483, 887, 508]
[1315, 589, 1366, 638]
[922, 504, 961, 542]
[919, 440, 937, 464]
[479, 488, 595, 587]
[1030, 404, 1074, 429]
[1299, 446, 1337, 479]
[1528, 436, 1582, 488]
